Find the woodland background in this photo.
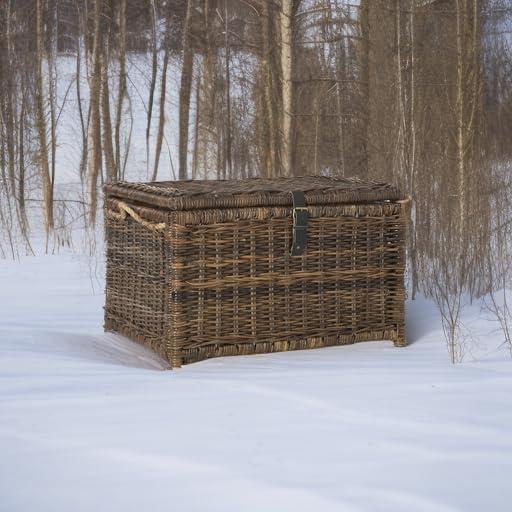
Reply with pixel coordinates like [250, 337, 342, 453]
[0, 0, 511, 361]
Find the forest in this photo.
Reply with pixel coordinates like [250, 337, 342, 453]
[0, 0, 512, 361]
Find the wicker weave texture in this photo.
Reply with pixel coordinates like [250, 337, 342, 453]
[105, 207, 169, 361]
[105, 175, 402, 211]
[104, 180, 407, 368]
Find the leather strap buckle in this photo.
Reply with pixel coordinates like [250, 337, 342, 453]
[290, 191, 308, 256]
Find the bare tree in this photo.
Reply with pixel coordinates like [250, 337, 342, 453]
[35, 0, 54, 236]
[76, 0, 89, 181]
[178, 0, 195, 180]
[221, 0, 232, 178]
[114, 0, 127, 177]
[146, 0, 159, 176]
[152, 4, 171, 182]
[280, 0, 296, 177]
[260, 0, 278, 177]
[87, 0, 103, 224]
[102, 1, 116, 183]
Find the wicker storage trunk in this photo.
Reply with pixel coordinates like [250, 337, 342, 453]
[104, 176, 408, 368]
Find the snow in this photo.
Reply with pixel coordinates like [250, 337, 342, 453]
[1, 247, 512, 512]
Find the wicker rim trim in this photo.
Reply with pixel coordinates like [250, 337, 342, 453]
[104, 176, 403, 211]
[105, 197, 408, 234]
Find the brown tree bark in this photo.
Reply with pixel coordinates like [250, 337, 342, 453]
[88, 0, 103, 224]
[152, 6, 171, 182]
[280, 0, 295, 177]
[102, 36, 116, 183]
[76, 4, 88, 182]
[223, 0, 232, 179]
[191, 70, 201, 180]
[146, 0, 159, 176]
[260, 0, 278, 178]
[178, 0, 194, 180]
[114, 0, 127, 177]
[35, 0, 54, 234]
[358, 0, 370, 176]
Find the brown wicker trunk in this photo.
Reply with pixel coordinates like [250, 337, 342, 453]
[104, 176, 408, 368]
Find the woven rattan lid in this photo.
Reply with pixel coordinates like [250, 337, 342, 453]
[105, 176, 402, 211]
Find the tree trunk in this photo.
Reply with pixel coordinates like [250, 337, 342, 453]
[261, 0, 277, 178]
[88, 0, 102, 224]
[395, 0, 407, 184]
[75, 6, 88, 182]
[358, 0, 370, 176]
[18, 93, 27, 232]
[35, 0, 54, 234]
[280, 0, 294, 177]
[455, 0, 481, 274]
[409, 0, 418, 299]
[102, 41, 116, 183]
[152, 13, 170, 182]
[224, 0, 232, 179]
[48, 0, 58, 208]
[146, 0, 158, 176]
[191, 70, 201, 180]
[114, 0, 127, 176]
[178, 0, 194, 180]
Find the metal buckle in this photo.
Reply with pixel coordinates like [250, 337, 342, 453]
[290, 191, 308, 256]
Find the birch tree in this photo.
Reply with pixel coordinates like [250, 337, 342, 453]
[280, 0, 296, 177]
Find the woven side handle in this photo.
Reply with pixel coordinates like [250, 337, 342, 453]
[397, 196, 412, 214]
[106, 201, 166, 232]
[397, 196, 412, 205]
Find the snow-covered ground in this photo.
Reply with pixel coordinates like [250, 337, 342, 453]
[1, 246, 512, 512]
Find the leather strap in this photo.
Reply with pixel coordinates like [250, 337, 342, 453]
[290, 191, 308, 256]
